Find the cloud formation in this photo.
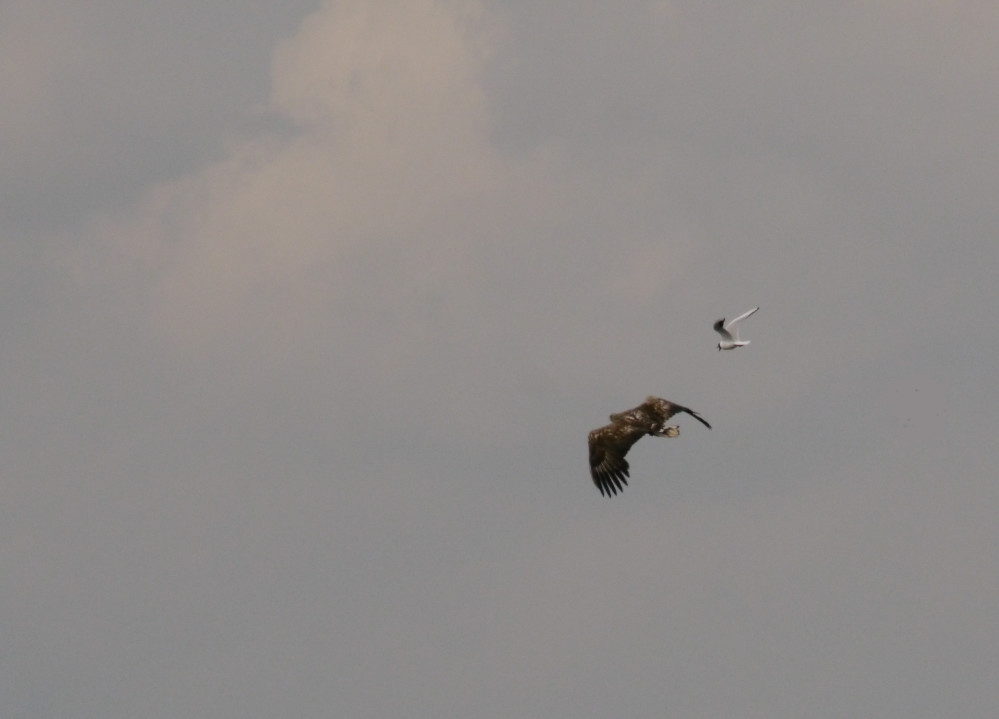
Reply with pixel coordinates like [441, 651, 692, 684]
[89, 2, 492, 359]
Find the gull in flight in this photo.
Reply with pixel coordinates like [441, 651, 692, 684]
[588, 396, 711, 497]
[714, 306, 759, 351]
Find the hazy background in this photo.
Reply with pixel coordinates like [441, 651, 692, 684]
[3, 1, 997, 717]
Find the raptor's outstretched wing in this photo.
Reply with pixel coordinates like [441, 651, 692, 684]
[643, 396, 712, 430]
[588, 423, 647, 497]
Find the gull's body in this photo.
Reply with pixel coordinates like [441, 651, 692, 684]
[587, 396, 711, 497]
[714, 306, 759, 350]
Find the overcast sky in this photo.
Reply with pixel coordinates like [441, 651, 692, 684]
[4, 1, 999, 717]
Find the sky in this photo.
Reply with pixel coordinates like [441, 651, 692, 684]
[3, 1, 999, 717]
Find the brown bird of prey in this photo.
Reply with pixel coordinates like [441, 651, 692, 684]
[588, 396, 711, 497]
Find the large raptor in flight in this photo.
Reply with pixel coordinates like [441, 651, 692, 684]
[588, 396, 711, 497]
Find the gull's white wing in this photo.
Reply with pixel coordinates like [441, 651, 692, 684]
[725, 306, 759, 330]
[725, 307, 760, 329]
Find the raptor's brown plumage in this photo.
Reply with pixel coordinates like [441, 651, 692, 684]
[588, 396, 711, 497]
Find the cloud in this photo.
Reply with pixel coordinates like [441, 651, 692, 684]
[80, 1, 500, 372]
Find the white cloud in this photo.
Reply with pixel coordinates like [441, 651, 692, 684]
[84, 0, 501, 371]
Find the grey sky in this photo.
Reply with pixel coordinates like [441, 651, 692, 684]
[3, 1, 998, 717]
